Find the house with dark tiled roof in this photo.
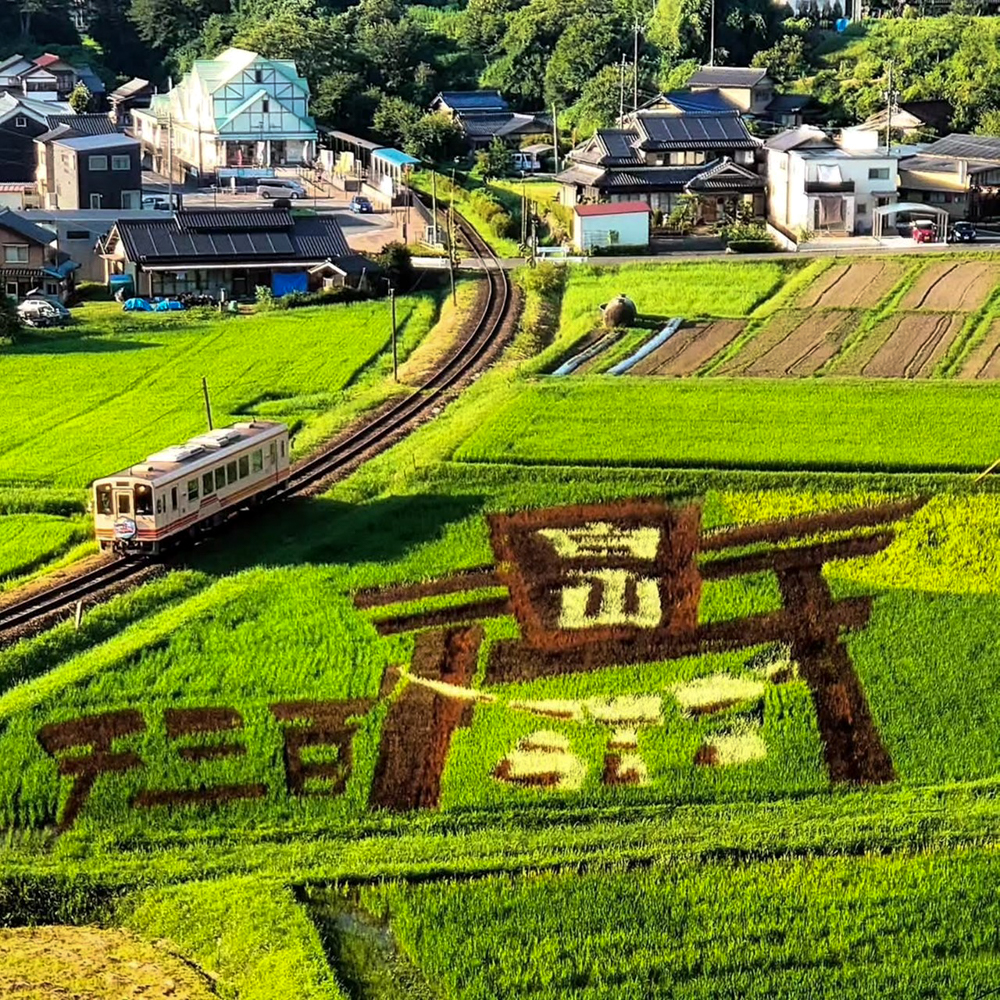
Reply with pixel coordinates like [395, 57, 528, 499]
[100, 208, 374, 298]
[556, 110, 765, 222]
[0, 207, 78, 301]
[896, 133, 1000, 221]
[687, 66, 775, 115]
[429, 89, 550, 154]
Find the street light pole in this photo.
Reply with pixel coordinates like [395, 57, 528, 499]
[389, 286, 398, 382]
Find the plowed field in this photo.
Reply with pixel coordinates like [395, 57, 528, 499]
[628, 320, 745, 376]
[959, 319, 1000, 379]
[900, 261, 1000, 311]
[719, 310, 858, 377]
[862, 313, 966, 378]
[796, 260, 905, 309]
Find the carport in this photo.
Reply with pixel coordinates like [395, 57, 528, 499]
[872, 201, 949, 242]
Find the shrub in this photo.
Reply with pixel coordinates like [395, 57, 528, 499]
[375, 241, 413, 290]
[272, 287, 373, 310]
[0, 294, 20, 341]
[72, 282, 111, 303]
[255, 285, 275, 310]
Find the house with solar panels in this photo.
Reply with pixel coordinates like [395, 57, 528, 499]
[132, 48, 317, 185]
[99, 208, 372, 299]
[429, 90, 551, 157]
[555, 109, 764, 223]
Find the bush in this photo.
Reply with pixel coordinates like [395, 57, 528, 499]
[255, 285, 275, 310]
[727, 239, 778, 253]
[375, 242, 413, 290]
[71, 281, 112, 303]
[0, 294, 20, 341]
[272, 287, 373, 310]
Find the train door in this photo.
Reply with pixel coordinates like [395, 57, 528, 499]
[115, 490, 132, 517]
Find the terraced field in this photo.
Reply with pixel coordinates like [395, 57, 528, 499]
[6, 254, 1000, 998]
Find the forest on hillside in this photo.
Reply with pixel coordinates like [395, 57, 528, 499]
[6, 0, 1000, 147]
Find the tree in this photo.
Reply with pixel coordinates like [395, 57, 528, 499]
[68, 81, 91, 113]
[571, 62, 626, 132]
[375, 241, 413, 289]
[475, 136, 513, 179]
[403, 114, 465, 161]
[751, 33, 808, 86]
[460, 0, 524, 56]
[0, 295, 21, 342]
[975, 108, 1000, 137]
[372, 95, 423, 148]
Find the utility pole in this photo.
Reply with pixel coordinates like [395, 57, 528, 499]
[389, 287, 398, 382]
[551, 103, 559, 175]
[431, 169, 439, 245]
[619, 52, 626, 123]
[883, 60, 898, 156]
[448, 168, 457, 306]
[633, 20, 639, 111]
[166, 109, 173, 206]
[709, 0, 715, 67]
[201, 376, 213, 430]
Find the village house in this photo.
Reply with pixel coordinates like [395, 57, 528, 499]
[100, 208, 371, 299]
[765, 125, 898, 237]
[687, 66, 775, 117]
[108, 77, 154, 129]
[896, 134, 1000, 221]
[0, 208, 78, 301]
[132, 48, 317, 185]
[0, 53, 104, 105]
[42, 133, 142, 211]
[429, 90, 551, 158]
[556, 109, 765, 223]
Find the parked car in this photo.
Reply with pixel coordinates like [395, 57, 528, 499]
[349, 195, 373, 214]
[141, 194, 173, 211]
[511, 151, 541, 172]
[911, 219, 938, 244]
[948, 220, 977, 243]
[17, 297, 71, 327]
[256, 178, 306, 200]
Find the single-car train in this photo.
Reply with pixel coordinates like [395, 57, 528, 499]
[93, 421, 290, 554]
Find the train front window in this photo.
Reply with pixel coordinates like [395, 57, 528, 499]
[116, 493, 131, 515]
[97, 487, 112, 516]
[134, 485, 153, 516]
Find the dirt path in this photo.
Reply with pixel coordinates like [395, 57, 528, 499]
[959, 319, 1000, 379]
[629, 320, 745, 376]
[0, 926, 216, 999]
[901, 261, 1000, 311]
[719, 310, 857, 377]
[796, 260, 905, 309]
[862, 313, 964, 378]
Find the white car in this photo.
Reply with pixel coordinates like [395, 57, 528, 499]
[256, 178, 306, 200]
[141, 194, 173, 211]
[18, 298, 71, 327]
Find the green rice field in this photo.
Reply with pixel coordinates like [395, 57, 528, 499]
[6, 254, 1000, 997]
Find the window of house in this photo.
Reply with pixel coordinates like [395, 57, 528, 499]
[111, 155, 131, 170]
[868, 167, 890, 180]
[45, 282, 57, 295]
[90, 193, 102, 209]
[14, 116, 26, 128]
[88, 155, 108, 171]
[4, 282, 16, 298]
[262, 99, 269, 113]
[66, 230, 90, 240]
[3, 245, 28, 264]
[857, 203, 868, 215]
[254, 68, 263, 83]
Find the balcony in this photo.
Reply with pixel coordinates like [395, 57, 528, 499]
[805, 178, 855, 193]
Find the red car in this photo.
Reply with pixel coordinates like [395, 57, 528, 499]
[911, 219, 938, 244]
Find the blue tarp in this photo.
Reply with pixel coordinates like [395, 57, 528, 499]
[272, 271, 309, 297]
[607, 318, 685, 375]
[122, 298, 152, 311]
[153, 299, 185, 311]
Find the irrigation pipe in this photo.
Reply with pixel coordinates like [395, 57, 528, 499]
[607, 318, 685, 376]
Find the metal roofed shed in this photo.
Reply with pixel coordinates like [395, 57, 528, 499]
[574, 202, 650, 252]
[872, 201, 948, 241]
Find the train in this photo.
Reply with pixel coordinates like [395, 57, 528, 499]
[93, 421, 291, 554]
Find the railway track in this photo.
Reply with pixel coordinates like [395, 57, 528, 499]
[0, 215, 514, 645]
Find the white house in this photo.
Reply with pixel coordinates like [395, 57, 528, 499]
[573, 202, 650, 252]
[765, 126, 898, 237]
[132, 48, 317, 184]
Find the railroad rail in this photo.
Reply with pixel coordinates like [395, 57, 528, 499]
[0, 215, 514, 644]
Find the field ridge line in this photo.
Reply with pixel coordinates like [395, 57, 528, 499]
[937, 281, 1000, 378]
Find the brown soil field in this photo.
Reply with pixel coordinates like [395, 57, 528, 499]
[862, 313, 966, 378]
[719, 310, 858, 377]
[628, 320, 745, 376]
[796, 260, 905, 309]
[959, 319, 1000, 379]
[0, 926, 215, 999]
[901, 261, 1000, 311]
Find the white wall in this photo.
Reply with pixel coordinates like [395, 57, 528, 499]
[574, 211, 649, 251]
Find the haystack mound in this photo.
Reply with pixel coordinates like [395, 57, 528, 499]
[600, 294, 638, 329]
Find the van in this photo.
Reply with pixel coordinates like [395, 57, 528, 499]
[256, 178, 306, 200]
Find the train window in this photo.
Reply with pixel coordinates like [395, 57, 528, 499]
[187, 479, 199, 502]
[97, 487, 112, 516]
[268, 442, 277, 465]
[171, 487, 178, 512]
[226, 461, 237, 485]
[280, 440, 285, 457]
[134, 485, 153, 516]
[251, 449, 263, 473]
[238, 455, 249, 479]
[156, 496, 163, 514]
[215, 467, 226, 491]
[202, 472, 214, 496]
[117, 493, 131, 515]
